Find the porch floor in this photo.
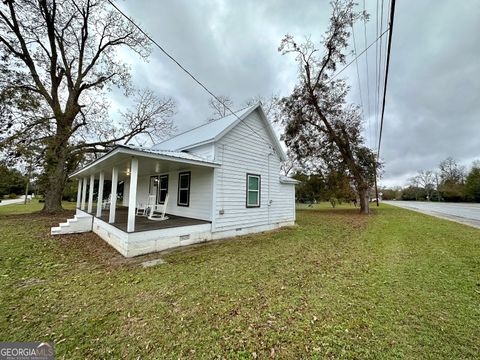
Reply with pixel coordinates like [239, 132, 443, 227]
[97, 207, 210, 233]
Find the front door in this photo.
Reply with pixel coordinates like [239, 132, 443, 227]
[158, 175, 168, 204]
[149, 176, 159, 203]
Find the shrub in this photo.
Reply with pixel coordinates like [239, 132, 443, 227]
[8, 193, 17, 199]
[329, 197, 338, 208]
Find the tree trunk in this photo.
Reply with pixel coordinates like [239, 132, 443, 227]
[358, 187, 370, 214]
[24, 175, 29, 205]
[43, 177, 65, 213]
[42, 141, 68, 213]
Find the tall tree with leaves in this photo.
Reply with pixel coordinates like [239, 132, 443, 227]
[464, 161, 480, 202]
[438, 157, 465, 202]
[278, 0, 377, 214]
[0, 0, 177, 213]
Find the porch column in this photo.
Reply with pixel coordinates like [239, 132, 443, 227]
[109, 167, 118, 223]
[87, 174, 95, 213]
[127, 157, 138, 233]
[96, 171, 105, 217]
[76, 178, 82, 209]
[81, 176, 88, 210]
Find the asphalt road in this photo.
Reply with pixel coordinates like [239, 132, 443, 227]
[0, 196, 27, 206]
[384, 201, 480, 229]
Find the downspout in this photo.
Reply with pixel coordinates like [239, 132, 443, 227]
[267, 152, 273, 224]
[221, 144, 225, 214]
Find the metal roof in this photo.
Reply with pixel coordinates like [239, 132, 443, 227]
[280, 175, 301, 184]
[123, 145, 218, 164]
[69, 145, 219, 178]
[151, 104, 257, 151]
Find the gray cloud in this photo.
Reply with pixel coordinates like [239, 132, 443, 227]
[112, 0, 480, 187]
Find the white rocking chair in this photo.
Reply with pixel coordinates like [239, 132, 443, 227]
[137, 195, 156, 216]
[102, 194, 112, 210]
[148, 194, 169, 221]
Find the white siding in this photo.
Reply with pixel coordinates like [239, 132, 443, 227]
[186, 143, 215, 161]
[213, 109, 296, 232]
[123, 167, 213, 221]
[165, 167, 213, 221]
[123, 176, 149, 207]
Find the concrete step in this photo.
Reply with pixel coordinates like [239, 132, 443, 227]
[51, 226, 61, 235]
[51, 212, 93, 235]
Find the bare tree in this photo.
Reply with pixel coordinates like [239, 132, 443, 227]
[75, 89, 176, 153]
[0, 0, 176, 212]
[244, 94, 280, 117]
[414, 170, 435, 201]
[208, 95, 233, 120]
[281, 157, 296, 176]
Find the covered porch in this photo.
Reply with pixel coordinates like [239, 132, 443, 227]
[52, 145, 220, 257]
[71, 145, 219, 234]
[96, 207, 210, 233]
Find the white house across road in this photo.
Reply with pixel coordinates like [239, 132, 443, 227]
[52, 104, 299, 257]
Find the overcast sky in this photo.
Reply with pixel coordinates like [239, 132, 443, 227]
[112, 0, 480, 187]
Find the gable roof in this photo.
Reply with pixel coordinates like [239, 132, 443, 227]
[152, 105, 254, 151]
[151, 103, 287, 161]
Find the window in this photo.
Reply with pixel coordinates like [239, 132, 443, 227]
[158, 175, 168, 204]
[177, 171, 191, 207]
[246, 174, 261, 207]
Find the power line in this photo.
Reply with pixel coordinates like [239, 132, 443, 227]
[375, 0, 385, 149]
[374, 0, 379, 150]
[329, 27, 389, 83]
[106, 0, 273, 149]
[362, 0, 372, 149]
[377, 0, 396, 157]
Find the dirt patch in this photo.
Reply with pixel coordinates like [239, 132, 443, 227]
[3, 210, 75, 227]
[56, 232, 174, 269]
[16, 278, 47, 289]
[56, 232, 132, 268]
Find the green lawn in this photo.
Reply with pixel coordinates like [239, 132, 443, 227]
[0, 202, 479, 358]
[0, 199, 76, 215]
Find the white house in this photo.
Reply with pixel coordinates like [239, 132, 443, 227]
[51, 103, 299, 257]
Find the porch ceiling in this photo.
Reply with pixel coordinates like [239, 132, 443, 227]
[70, 147, 218, 181]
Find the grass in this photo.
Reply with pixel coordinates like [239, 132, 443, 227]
[0, 199, 76, 215]
[0, 202, 479, 358]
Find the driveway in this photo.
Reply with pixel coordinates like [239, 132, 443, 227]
[384, 201, 480, 229]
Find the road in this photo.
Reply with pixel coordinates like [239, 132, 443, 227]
[0, 195, 31, 206]
[384, 201, 480, 229]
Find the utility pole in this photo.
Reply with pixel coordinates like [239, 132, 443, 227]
[24, 161, 33, 205]
[435, 172, 441, 202]
[375, 0, 396, 207]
